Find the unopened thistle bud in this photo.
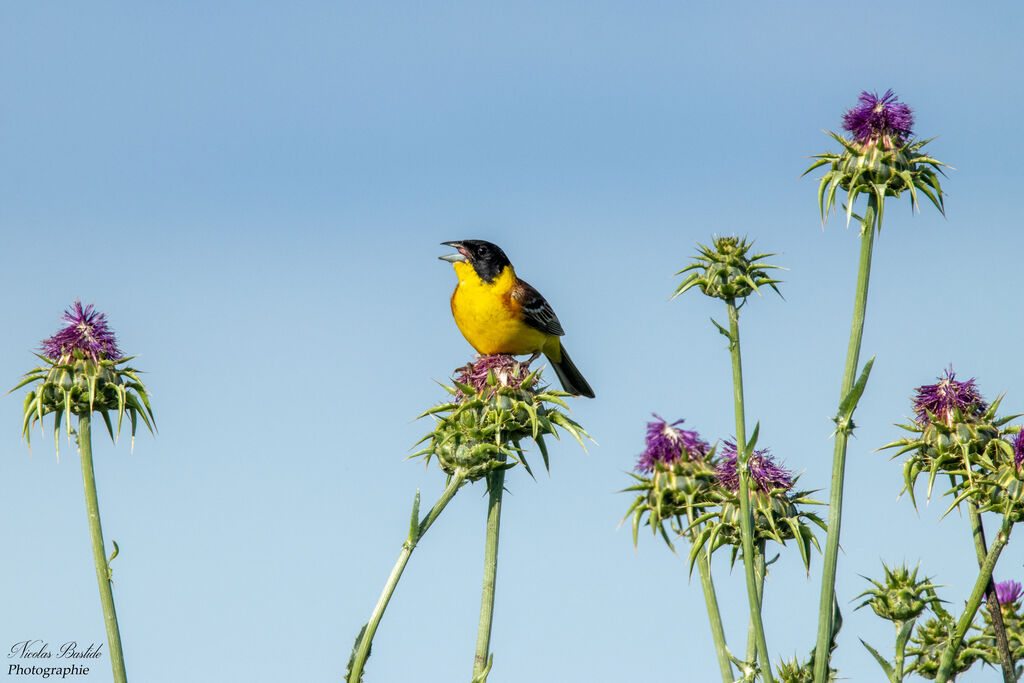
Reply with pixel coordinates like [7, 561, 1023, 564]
[673, 236, 783, 302]
[856, 563, 938, 623]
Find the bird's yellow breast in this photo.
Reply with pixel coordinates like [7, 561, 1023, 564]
[450, 262, 549, 355]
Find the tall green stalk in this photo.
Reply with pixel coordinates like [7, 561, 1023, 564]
[934, 512, 1013, 683]
[472, 466, 506, 681]
[78, 413, 128, 683]
[727, 300, 774, 683]
[967, 503, 1015, 683]
[347, 472, 466, 683]
[813, 196, 878, 682]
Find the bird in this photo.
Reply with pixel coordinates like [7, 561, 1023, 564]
[439, 239, 594, 398]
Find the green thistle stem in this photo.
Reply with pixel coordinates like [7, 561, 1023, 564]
[967, 502, 1015, 683]
[935, 512, 1013, 683]
[472, 463, 506, 681]
[688, 507, 733, 683]
[892, 619, 911, 682]
[78, 414, 128, 683]
[814, 195, 878, 683]
[746, 541, 767, 664]
[347, 472, 466, 683]
[727, 300, 774, 683]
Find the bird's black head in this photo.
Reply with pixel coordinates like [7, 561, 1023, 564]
[439, 240, 512, 283]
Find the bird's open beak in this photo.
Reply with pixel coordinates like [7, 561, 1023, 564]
[439, 241, 468, 263]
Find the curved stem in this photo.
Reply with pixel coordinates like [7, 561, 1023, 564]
[813, 196, 878, 682]
[472, 465, 506, 681]
[935, 512, 1013, 683]
[727, 300, 775, 683]
[79, 414, 128, 683]
[347, 472, 466, 683]
[966, 503, 1015, 683]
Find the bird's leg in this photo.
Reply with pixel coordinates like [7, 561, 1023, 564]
[525, 352, 541, 367]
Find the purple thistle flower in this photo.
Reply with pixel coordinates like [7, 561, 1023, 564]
[40, 300, 122, 361]
[715, 441, 793, 493]
[841, 89, 915, 147]
[454, 354, 532, 399]
[635, 414, 709, 473]
[996, 580, 1023, 606]
[912, 368, 987, 426]
[1014, 430, 1024, 470]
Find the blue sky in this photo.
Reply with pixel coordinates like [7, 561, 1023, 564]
[2, 3, 1023, 681]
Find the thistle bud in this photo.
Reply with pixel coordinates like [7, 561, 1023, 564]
[856, 563, 937, 623]
[673, 236, 782, 302]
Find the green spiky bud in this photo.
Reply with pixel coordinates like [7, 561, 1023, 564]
[672, 236, 783, 302]
[856, 563, 938, 623]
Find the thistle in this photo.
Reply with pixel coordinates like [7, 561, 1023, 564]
[688, 440, 826, 573]
[912, 368, 987, 426]
[714, 441, 794, 494]
[15, 300, 155, 454]
[857, 563, 938, 624]
[996, 581, 1023, 607]
[349, 355, 589, 683]
[12, 301, 155, 683]
[809, 89, 951, 683]
[623, 416, 717, 550]
[856, 563, 940, 682]
[672, 235, 783, 303]
[414, 356, 588, 481]
[805, 89, 949, 229]
[635, 414, 710, 473]
[880, 368, 1020, 511]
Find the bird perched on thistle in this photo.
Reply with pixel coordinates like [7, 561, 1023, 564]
[439, 239, 594, 398]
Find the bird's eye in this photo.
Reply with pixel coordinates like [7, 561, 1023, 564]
[478, 246, 489, 257]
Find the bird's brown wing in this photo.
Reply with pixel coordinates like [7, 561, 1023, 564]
[512, 278, 565, 337]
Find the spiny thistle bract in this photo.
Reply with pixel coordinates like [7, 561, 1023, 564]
[880, 369, 1021, 515]
[672, 235, 783, 303]
[413, 355, 588, 482]
[804, 89, 950, 229]
[856, 563, 939, 623]
[13, 301, 155, 454]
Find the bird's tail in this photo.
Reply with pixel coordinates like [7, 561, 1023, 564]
[546, 343, 594, 398]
